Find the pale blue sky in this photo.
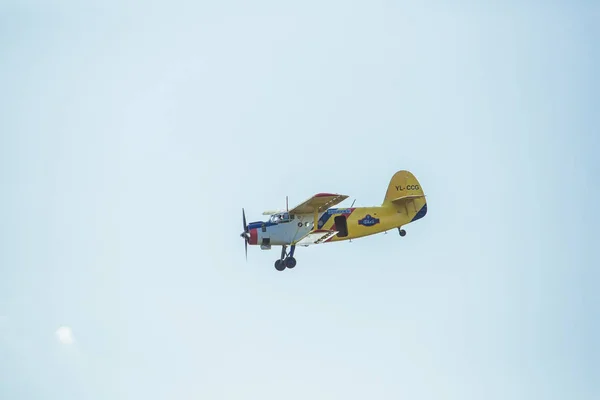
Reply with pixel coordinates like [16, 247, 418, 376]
[1, 1, 599, 399]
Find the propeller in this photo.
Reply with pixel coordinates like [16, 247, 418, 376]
[240, 208, 250, 260]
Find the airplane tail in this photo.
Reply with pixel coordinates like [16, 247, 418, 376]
[383, 170, 427, 220]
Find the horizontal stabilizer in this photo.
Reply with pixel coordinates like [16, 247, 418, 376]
[390, 194, 426, 204]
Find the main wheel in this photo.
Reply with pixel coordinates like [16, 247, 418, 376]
[285, 257, 297, 269]
[274, 259, 286, 271]
[399, 229, 406, 237]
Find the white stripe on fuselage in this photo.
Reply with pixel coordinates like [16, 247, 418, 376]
[257, 213, 319, 246]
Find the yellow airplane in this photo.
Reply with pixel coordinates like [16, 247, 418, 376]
[240, 170, 427, 271]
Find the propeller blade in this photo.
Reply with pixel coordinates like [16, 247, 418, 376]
[242, 208, 247, 232]
[242, 208, 249, 261]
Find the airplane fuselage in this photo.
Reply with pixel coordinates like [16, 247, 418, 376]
[247, 201, 427, 248]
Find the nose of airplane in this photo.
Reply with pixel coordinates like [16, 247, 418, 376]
[248, 227, 258, 245]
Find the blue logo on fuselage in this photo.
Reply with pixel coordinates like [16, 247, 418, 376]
[327, 208, 352, 215]
[358, 214, 380, 227]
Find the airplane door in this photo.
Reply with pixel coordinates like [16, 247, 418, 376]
[260, 222, 271, 249]
[334, 215, 348, 237]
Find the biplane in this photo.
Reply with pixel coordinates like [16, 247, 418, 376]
[240, 170, 427, 271]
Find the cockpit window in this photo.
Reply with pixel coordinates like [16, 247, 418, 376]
[269, 212, 292, 224]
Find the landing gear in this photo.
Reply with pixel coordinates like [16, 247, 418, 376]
[398, 227, 406, 237]
[274, 245, 297, 271]
[285, 257, 296, 269]
[274, 259, 286, 271]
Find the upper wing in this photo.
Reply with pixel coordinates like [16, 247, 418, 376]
[288, 193, 349, 215]
[262, 210, 285, 215]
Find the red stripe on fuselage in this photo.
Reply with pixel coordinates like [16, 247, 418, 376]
[315, 193, 339, 197]
[249, 228, 258, 245]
